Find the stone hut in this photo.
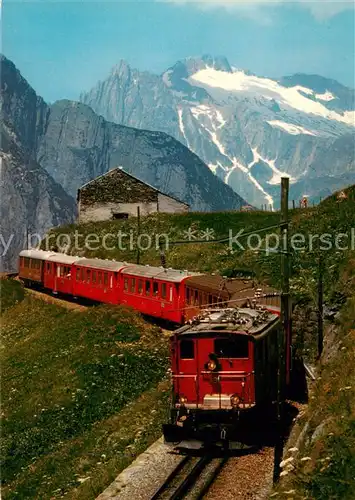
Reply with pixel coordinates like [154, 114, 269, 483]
[77, 167, 189, 223]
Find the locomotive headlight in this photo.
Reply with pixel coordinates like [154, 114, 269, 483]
[179, 395, 188, 406]
[207, 360, 217, 371]
[230, 394, 240, 407]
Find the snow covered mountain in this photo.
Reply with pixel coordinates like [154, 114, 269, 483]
[80, 54, 355, 207]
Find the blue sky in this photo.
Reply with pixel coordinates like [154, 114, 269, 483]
[2, 1, 355, 102]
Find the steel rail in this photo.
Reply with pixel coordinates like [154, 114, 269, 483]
[150, 456, 192, 500]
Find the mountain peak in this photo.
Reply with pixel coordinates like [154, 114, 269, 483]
[181, 54, 233, 75]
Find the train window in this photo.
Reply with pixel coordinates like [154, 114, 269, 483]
[86, 270, 91, 283]
[92, 271, 97, 283]
[214, 337, 249, 359]
[76, 268, 80, 281]
[124, 278, 129, 291]
[199, 292, 203, 306]
[161, 283, 167, 299]
[208, 294, 213, 305]
[180, 340, 195, 359]
[185, 287, 190, 304]
[24, 257, 30, 268]
[103, 273, 108, 286]
[138, 280, 143, 294]
[130, 278, 136, 293]
[153, 282, 159, 296]
[169, 285, 173, 302]
[145, 280, 151, 296]
[194, 290, 198, 305]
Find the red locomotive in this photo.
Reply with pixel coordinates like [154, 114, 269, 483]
[18, 250, 279, 325]
[163, 305, 291, 448]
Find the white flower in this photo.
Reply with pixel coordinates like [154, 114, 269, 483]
[78, 477, 90, 483]
[280, 470, 289, 477]
[289, 447, 299, 453]
[280, 457, 294, 467]
[301, 457, 312, 462]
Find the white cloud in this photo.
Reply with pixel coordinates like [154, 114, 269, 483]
[165, 0, 354, 21]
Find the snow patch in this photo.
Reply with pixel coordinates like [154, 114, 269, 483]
[177, 108, 192, 150]
[316, 91, 336, 102]
[250, 147, 295, 186]
[267, 120, 318, 136]
[191, 104, 226, 130]
[190, 67, 355, 127]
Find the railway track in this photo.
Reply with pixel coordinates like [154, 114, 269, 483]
[151, 454, 229, 500]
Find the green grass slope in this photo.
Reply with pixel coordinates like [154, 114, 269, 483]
[1, 294, 169, 499]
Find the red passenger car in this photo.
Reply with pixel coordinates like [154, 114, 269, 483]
[120, 266, 201, 324]
[163, 307, 285, 447]
[72, 258, 127, 305]
[19, 250, 56, 286]
[43, 253, 78, 295]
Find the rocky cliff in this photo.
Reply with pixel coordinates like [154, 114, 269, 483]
[80, 55, 355, 208]
[0, 56, 76, 271]
[37, 99, 245, 212]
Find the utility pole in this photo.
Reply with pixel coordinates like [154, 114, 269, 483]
[136, 206, 141, 265]
[317, 254, 324, 359]
[273, 177, 290, 483]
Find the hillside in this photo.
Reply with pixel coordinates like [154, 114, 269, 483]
[3, 185, 354, 499]
[1, 281, 169, 499]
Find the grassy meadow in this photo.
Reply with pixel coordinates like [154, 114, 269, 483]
[1, 185, 354, 499]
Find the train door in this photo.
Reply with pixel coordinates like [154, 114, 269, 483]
[196, 334, 255, 409]
[175, 337, 199, 406]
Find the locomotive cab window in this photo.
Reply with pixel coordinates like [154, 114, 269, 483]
[180, 340, 195, 359]
[214, 337, 249, 359]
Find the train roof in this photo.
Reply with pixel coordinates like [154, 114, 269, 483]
[74, 258, 127, 272]
[174, 307, 279, 337]
[19, 249, 56, 260]
[122, 265, 201, 282]
[47, 253, 80, 264]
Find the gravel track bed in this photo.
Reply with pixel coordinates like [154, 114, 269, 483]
[204, 448, 274, 500]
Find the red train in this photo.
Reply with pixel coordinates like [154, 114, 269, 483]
[163, 306, 290, 448]
[18, 250, 280, 325]
[19, 249, 293, 447]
